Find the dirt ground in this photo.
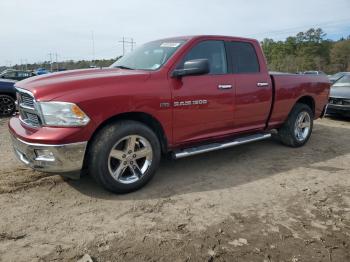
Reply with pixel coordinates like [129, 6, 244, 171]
[0, 116, 349, 262]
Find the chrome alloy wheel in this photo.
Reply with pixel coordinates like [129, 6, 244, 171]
[108, 135, 153, 184]
[294, 111, 311, 142]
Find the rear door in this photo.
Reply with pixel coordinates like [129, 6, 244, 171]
[226, 41, 273, 132]
[171, 40, 235, 144]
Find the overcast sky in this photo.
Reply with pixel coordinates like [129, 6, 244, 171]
[1, 0, 350, 66]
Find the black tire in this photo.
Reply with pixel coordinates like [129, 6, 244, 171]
[88, 120, 161, 194]
[277, 103, 314, 147]
[0, 95, 16, 117]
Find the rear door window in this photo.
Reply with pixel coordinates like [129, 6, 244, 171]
[227, 41, 260, 73]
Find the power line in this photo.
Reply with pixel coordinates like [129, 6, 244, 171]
[249, 18, 350, 39]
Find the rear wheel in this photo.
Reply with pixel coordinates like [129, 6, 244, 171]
[277, 103, 313, 147]
[89, 120, 161, 193]
[0, 95, 15, 117]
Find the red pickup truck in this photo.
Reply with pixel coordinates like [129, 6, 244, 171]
[9, 35, 330, 193]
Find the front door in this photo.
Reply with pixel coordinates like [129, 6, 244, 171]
[171, 40, 235, 144]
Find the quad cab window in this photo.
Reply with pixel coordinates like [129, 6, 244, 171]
[226, 41, 260, 73]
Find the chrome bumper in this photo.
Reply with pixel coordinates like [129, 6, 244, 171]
[11, 134, 87, 173]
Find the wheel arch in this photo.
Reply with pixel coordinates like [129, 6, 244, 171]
[295, 96, 315, 115]
[88, 112, 169, 155]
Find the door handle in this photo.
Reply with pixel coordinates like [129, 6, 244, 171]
[257, 82, 269, 87]
[218, 84, 232, 89]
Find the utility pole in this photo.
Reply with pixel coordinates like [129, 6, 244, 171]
[130, 38, 136, 51]
[119, 37, 126, 56]
[119, 37, 136, 55]
[91, 30, 95, 63]
[55, 53, 59, 71]
[48, 53, 53, 72]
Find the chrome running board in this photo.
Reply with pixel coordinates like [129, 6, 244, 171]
[173, 133, 271, 159]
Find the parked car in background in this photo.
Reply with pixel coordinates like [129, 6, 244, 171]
[0, 69, 34, 81]
[303, 71, 326, 75]
[329, 72, 349, 84]
[327, 73, 350, 117]
[0, 79, 16, 116]
[34, 68, 50, 75]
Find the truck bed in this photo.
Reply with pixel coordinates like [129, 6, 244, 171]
[268, 73, 330, 128]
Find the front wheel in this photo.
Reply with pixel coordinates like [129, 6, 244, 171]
[0, 95, 16, 117]
[89, 120, 161, 194]
[277, 103, 314, 147]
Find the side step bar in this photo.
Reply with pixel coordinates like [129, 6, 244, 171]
[173, 133, 271, 159]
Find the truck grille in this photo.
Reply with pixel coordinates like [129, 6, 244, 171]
[24, 112, 41, 126]
[20, 93, 35, 108]
[16, 88, 42, 127]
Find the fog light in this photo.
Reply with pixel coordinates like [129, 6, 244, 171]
[35, 149, 55, 161]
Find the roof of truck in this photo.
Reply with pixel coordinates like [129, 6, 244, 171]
[157, 35, 258, 43]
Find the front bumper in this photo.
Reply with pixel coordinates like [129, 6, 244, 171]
[327, 103, 350, 115]
[11, 133, 87, 173]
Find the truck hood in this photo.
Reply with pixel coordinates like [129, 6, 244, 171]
[15, 68, 150, 101]
[330, 84, 350, 99]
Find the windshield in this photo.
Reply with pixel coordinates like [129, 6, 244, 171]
[110, 40, 186, 71]
[333, 75, 350, 86]
[331, 72, 345, 79]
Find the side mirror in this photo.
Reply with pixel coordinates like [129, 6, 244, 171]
[172, 59, 210, 78]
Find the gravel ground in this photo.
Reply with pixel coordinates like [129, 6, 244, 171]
[0, 116, 349, 262]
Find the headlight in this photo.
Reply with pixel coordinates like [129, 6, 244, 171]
[38, 102, 90, 127]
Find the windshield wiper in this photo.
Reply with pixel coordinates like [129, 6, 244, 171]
[114, 65, 135, 70]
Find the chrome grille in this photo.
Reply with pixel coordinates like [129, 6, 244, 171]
[21, 94, 35, 108]
[16, 88, 41, 127]
[25, 112, 40, 126]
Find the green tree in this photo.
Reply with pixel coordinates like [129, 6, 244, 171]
[330, 39, 350, 71]
[261, 28, 335, 73]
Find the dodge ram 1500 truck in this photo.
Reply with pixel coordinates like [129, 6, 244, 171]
[9, 35, 330, 193]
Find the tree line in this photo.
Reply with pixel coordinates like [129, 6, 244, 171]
[261, 28, 350, 73]
[1, 58, 119, 73]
